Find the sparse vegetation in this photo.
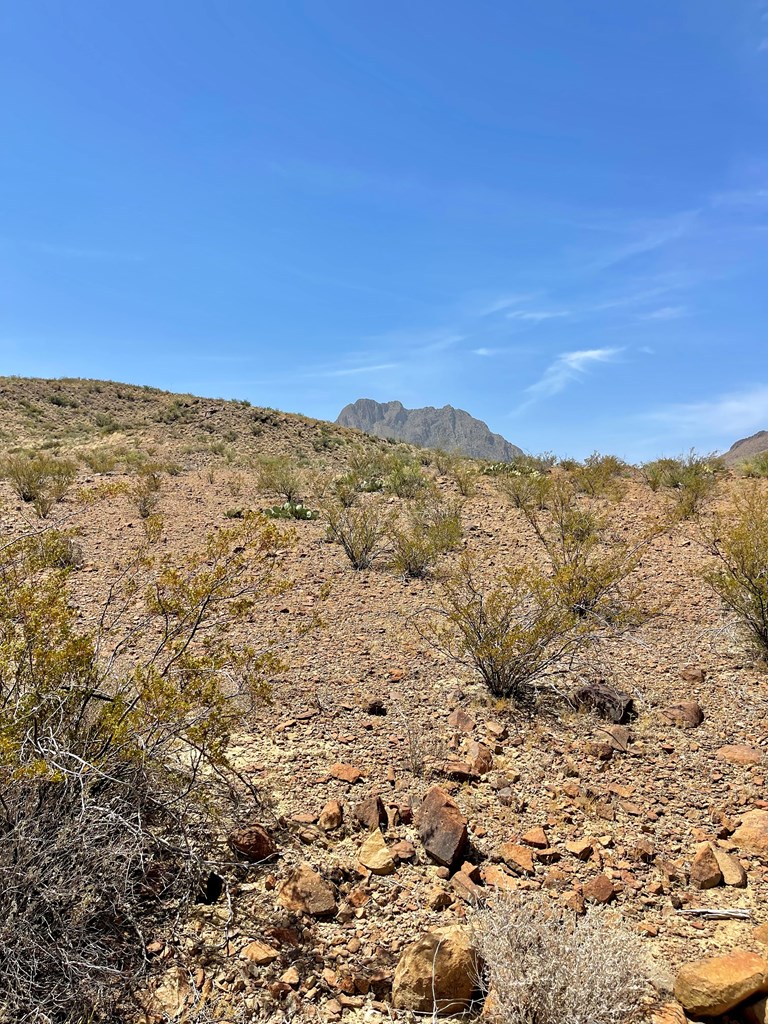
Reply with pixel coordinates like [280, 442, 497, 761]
[0, 516, 290, 1022]
[641, 450, 723, 518]
[704, 485, 768, 660]
[474, 894, 647, 1024]
[3, 452, 78, 517]
[323, 498, 390, 569]
[256, 456, 304, 504]
[568, 451, 627, 499]
[424, 556, 577, 703]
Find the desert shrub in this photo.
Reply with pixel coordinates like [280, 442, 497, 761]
[704, 486, 768, 659]
[568, 452, 627, 498]
[389, 523, 439, 578]
[80, 447, 118, 473]
[263, 501, 319, 521]
[474, 894, 647, 1024]
[431, 448, 456, 475]
[323, 499, 390, 570]
[642, 451, 722, 518]
[342, 447, 388, 493]
[388, 496, 463, 579]
[256, 457, 304, 503]
[740, 452, 768, 478]
[3, 453, 77, 517]
[514, 478, 651, 626]
[423, 556, 577, 703]
[0, 516, 289, 1022]
[384, 455, 429, 498]
[423, 495, 464, 553]
[332, 472, 363, 507]
[450, 458, 478, 497]
[131, 466, 163, 519]
[496, 467, 551, 512]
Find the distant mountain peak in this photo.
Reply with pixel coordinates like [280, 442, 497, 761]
[336, 398, 523, 462]
[723, 429, 768, 464]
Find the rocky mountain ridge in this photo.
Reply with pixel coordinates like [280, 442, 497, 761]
[336, 398, 522, 462]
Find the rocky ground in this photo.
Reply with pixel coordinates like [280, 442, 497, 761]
[3, 379, 768, 1023]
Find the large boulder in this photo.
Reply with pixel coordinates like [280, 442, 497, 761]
[392, 925, 479, 1015]
[675, 950, 768, 1017]
[276, 863, 336, 917]
[418, 786, 469, 870]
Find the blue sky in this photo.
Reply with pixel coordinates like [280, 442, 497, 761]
[2, 2, 768, 460]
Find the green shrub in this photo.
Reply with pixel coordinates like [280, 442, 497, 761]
[642, 451, 723, 518]
[704, 486, 768, 659]
[323, 499, 390, 570]
[424, 556, 577, 703]
[79, 447, 118, 474]
[388, 497, 464, 579]
[450, 459, 477, 497]
[256, 457, 304, 503]
[384, 455, 429, 498]
[568, 452, 627, 498]
[3, 453, 77, 518]
[0, 516, 289, 1021]
[740, 452, 768, 478]
[513, 477, 651, 626]
[496, 467, 551, 512]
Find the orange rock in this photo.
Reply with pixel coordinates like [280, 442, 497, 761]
[675, 950, 768, 1017]
[718, 744, 762, 766]
[521, 826, 548, 849]
[498, 841, 536, 875]
[690, 843, 723, 890]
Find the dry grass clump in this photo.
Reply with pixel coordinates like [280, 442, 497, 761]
[474, 894, 648, 1024]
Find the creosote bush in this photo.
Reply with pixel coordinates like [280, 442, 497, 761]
[323, 498, 391, 569]
[739, 451, 768, 478]
[3, 452, 78, 517]
[384, 454, 430, 498]
[255, 456, 304, 503]
[641, 450, 723, 519]
[424, 556, 577, 703]
[474, 894, 647, 1024]
[504, 476, 652, 627]
[389, 496, 464, 579]
[704, 485, 768, 660]
[568, 451, 627, 499]
[0, 515, 291, 1022]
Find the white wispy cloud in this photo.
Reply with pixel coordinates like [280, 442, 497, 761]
[644, 383, 768, 437]
[639, 306, 688, 321]
[507, 309, 571, 322]
[522, 347, 623, 405]
[304, 362, 399, 379]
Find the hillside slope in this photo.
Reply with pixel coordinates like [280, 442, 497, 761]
[336, 397, 522, 461]
[723, 429, 768, 464]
